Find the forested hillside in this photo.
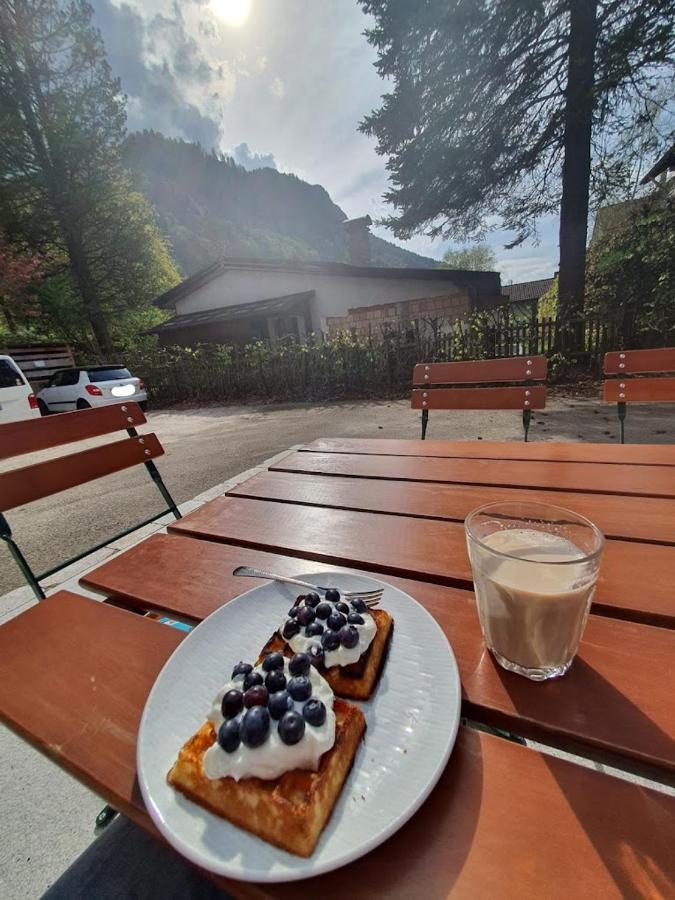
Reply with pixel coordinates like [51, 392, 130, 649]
[124, 132, 436, 276]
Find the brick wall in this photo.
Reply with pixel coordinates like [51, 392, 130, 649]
[326, 290, 469, 338]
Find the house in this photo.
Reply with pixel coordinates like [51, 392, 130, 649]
[150, 219, 502, 346]
[501, 278, 554, 320]
[639, 141, 675, 187]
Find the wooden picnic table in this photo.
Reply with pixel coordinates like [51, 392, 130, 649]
[1, 439, 674, 898]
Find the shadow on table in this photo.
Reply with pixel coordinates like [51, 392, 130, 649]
[496, 657, 675, 898]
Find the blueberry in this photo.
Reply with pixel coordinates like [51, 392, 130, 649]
[336, 601, 350, 614]
[288, 606, 298, 618]
[307, 643, 324, 667]
[217, 718, 240, 753]
[232, 661, 253, 680]
[278, 710, 305, 745]
[327, 611, 347, 632]
[221, 689, 243, 719]
[305, 592, 320, 607]
[243, 671, 264, 691]
[297, 605, 316, 627]
[288, 675, 312, 702]
[315, 601, 332, 620]
[244, 685, 269, 708]
[240, 706, 270, 748]
[265, 669, 287, 693]
[350, 598, 367, 613]
[339, 624, 359, 649]
[305, 621, 324, 637]
[303, 698, 326, 727]
[348, 612, 365, 625]
[289, 652, 311, 676]
[321, 630, 340, 651]
[282, 618, 300, 639]
[268, 689, 293, 720]
[324, 588, 341, 603]
[262, 651, 285, 672]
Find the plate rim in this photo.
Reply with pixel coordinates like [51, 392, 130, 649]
[137, 571, 461, 883]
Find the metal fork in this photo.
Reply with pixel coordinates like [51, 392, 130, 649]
[232, 566, 382, 607]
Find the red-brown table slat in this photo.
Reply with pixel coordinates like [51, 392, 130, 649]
[1, 591, 673, 900]
[81, 534, 675, 775]
[167, 497, 675, 626]
[228, 470, 675, 545]
[301, 438, 675, 467]
[272, 451, 675, 499]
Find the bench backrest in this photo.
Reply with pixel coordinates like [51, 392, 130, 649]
[0, 402, 158, 512]
[411, 356, 547, 411]
[602, 348, 675, 403]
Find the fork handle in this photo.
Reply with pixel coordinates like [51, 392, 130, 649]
[232, 566, 321, 594]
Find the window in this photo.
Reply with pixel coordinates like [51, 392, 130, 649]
[0, 359, 25, 389]
[61, 370, 80, 386]
[87, 367, 130, 382]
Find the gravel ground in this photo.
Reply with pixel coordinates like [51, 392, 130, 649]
[1, 389, 673, 597]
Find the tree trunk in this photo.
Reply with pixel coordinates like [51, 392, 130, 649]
[557, 0, 598, 351]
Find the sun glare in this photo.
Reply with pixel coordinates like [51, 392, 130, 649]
[210, 0, 252, 28]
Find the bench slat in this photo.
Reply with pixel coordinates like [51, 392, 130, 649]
[604, 347, 675, 375]
[412, 356, 547, 385]
[412, 385, 546, 410]
[0, 402, 146, 460]
[167, 496, 675, 626]
[603, 376, 675, 403]
[0, 432, 163, 511]
[1, 590, 672, 899]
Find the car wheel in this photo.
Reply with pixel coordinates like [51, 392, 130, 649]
[76, 399, 91, 410]
[37, 399, 50, 416]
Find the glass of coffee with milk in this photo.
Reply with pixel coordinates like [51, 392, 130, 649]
[465, 501, 604, 681]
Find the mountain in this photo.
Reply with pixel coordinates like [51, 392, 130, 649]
[123, 131, 436, 276]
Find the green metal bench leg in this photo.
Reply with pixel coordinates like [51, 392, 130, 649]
[95, 805, 118, 830]
[421, 408, 429, 440]
[0, 513, 45, 600]
[522, 408, 532, 442]
[617, 401, 626, 444]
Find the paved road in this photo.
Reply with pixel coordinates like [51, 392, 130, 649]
[1, 394, 672, 596]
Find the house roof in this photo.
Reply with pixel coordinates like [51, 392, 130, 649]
[155, 256, 500, 308]
[149, 291, 314, 334]
[502, 278, 554, 303]
[640, 141, 675, 185]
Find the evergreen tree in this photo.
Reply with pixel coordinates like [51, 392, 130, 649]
[359, 0, 675, 338]
[0, 0, 178, 354]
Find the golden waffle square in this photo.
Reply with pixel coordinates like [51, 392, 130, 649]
[259, 608, 394, 700]
[167, 699, 365, 858]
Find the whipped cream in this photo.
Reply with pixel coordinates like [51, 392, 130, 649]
[203, 659, 335, 782]
[281, 596, 377, 668]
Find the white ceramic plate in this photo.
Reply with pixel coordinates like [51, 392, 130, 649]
[137, 572, 461, 883]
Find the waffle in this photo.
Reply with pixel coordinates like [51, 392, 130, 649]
[259, 608, 394, 700]
[167, 699, 366, 857]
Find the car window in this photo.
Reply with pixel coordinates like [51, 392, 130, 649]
[60, 369, 80, 386]
[87, 367, 131, 382]
[0, 359, 25, 389]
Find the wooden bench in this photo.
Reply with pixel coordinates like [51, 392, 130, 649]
[411, 356, 547, 440]
[603, 347, 675, 442]
[0, 402, 180, 599]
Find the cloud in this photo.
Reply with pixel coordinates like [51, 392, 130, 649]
[231, 142, 277, 170]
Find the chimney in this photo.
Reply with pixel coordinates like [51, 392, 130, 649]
[343, 215, 372, 266]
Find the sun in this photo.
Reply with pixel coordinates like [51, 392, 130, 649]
[210, 0, 252, 27]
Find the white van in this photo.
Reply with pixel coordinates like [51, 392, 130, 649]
[0, 355, 41, 424]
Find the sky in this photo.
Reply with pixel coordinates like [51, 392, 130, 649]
[91, 0, 558, 282]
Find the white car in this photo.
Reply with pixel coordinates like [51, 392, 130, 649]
[36, 365, 147, 414]
[0, 354, 41, 423]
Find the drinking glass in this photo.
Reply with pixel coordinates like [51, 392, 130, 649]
[465, 501, 604, 681]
